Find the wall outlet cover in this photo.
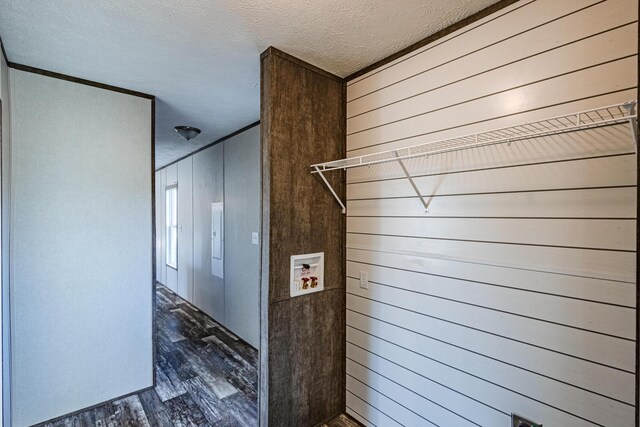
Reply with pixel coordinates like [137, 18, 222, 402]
[251, 232, 259, 245]
[359, 271, 368, 289]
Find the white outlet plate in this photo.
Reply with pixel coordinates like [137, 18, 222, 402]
[251, 232, 259, 245]
[359, 271, 368, 289]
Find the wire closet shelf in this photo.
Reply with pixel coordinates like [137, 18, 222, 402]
[311, 101, 638, 213]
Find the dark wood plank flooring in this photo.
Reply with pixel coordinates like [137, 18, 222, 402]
[43, 284, 258, 427]
[322, 414, 362, 427]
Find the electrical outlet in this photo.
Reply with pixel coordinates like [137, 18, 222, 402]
[359, 271, 368, 289]
[511, 413, 542, 427]
[251, 232, 259, 245]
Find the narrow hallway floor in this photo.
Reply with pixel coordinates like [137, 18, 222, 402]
[43, 284, 258, 427]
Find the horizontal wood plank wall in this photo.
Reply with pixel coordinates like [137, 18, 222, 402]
[344, 0, 638, 426]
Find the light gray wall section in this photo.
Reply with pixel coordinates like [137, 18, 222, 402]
[165, 162, 177, 185]
[9, 70, 153, 426]
[224, 125, 260, 348]
[193, 142, 225, 321]
[0, 52, 11, 427]
[177, 157, 193, 301]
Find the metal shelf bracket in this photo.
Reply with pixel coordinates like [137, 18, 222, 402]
[313, 165, 346, 213]
[395, 151, 429, 212]
[623, 102, 638, 152]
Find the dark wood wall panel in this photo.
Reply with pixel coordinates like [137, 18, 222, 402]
[260, 47, 345, 426]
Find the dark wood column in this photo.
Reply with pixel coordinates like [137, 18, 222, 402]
[260, 47, 346, 426]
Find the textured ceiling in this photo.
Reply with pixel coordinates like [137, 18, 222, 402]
[0, 0, 499, 167]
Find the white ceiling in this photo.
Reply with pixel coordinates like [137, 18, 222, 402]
[0, 0, 498, 168]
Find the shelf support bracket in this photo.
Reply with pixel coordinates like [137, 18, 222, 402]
[623, 102, 638, 152]
[313, 166, 346, 214]
[395, 152, 430, 212]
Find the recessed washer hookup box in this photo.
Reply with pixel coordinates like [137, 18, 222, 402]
[290, 252, 324, 297]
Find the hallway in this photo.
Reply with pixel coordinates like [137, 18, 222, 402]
[43, 285, 258, 427]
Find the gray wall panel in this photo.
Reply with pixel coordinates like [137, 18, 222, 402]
[224, 125, 260, 348]
[0, 51, 10, 427]
[177, 157, 193, 301]
[192, 143, 225, 321]
[9, 70, 153, 426]
[155, 170, 165, 285]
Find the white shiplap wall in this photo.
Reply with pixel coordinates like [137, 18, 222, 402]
[344, 0, 638, 426]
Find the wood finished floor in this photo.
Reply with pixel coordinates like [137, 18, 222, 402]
[322, 414, 362, 427]
[42, 284, 258, 427]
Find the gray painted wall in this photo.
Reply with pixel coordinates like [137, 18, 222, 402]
[9, 70, 153, 426]
[177, 157, 193, 302]
[192, 142, 225, 321]
[224, 125, 260, 348]
[155, 167, 166, 286]
[0, 52, 10, 427]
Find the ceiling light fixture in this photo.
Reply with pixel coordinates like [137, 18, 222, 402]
[174, 126, 201, 141]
